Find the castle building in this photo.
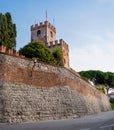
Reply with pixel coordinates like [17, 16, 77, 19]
[31, 21, 69, 68]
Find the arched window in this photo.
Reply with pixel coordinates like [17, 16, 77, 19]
[50, 31, 53, 38]
[37, 30, 41, 36]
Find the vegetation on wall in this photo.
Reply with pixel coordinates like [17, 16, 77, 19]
[96, 85, 105, 94]
[52, 47, 63, 66]
[0, 12, 16, 50]
[79, 70, 114, 87]
[110, 98, 114, 110]
[19, 42, 63, 66]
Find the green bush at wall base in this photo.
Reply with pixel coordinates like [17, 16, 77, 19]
[111, 103, 114, 110]
[110, 98, 114, 104]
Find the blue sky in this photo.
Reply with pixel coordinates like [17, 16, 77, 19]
[0, 0, 114, 72]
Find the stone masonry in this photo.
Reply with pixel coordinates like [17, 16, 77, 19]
[0, 53, 111, 123]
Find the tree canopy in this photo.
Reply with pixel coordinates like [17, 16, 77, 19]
[19, 42, 63, 66]
[79, 70, 114, 87]
[0, 12, 16, 50]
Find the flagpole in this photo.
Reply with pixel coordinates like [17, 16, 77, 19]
[46, 10, 47, 21]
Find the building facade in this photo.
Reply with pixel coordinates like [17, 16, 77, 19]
[31, 21, 69, 68]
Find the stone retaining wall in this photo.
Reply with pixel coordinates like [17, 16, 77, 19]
[0, 53, 111, 123]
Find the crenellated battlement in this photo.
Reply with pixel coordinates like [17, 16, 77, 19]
[46, 38, 69, 68]
[0, 45, 24, 58]
[31, 21, 56, 33]
[46, 39, 68, 49]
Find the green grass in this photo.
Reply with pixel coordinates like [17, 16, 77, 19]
[111, 103, 114, 110]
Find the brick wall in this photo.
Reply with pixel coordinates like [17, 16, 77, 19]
[0, 53, 111, 123]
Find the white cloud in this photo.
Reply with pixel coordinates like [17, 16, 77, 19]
[70, 43, 114, 72]
[85, 34, 105, 45]
[105, 32, 114, 39]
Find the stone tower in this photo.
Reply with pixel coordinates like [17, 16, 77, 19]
[30, 21, 69, 68]
[31, 21, 56, 44]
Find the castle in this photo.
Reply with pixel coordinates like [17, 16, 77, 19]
[31, 21, 69, 68]
[0, 20, 111, 123]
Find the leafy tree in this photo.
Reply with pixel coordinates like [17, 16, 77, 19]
[106, 72, 114, 86]
[95, 70, 107, 85]
[19, 42, 56, 65]
[19, 42, 64, 66]
[79, 70, 98, 84]
[79, 70, 114, 87]
[52, 47, 63, 66]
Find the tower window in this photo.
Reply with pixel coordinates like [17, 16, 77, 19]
[50, 31, 53, 38]
[37, 30, 41, 36]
